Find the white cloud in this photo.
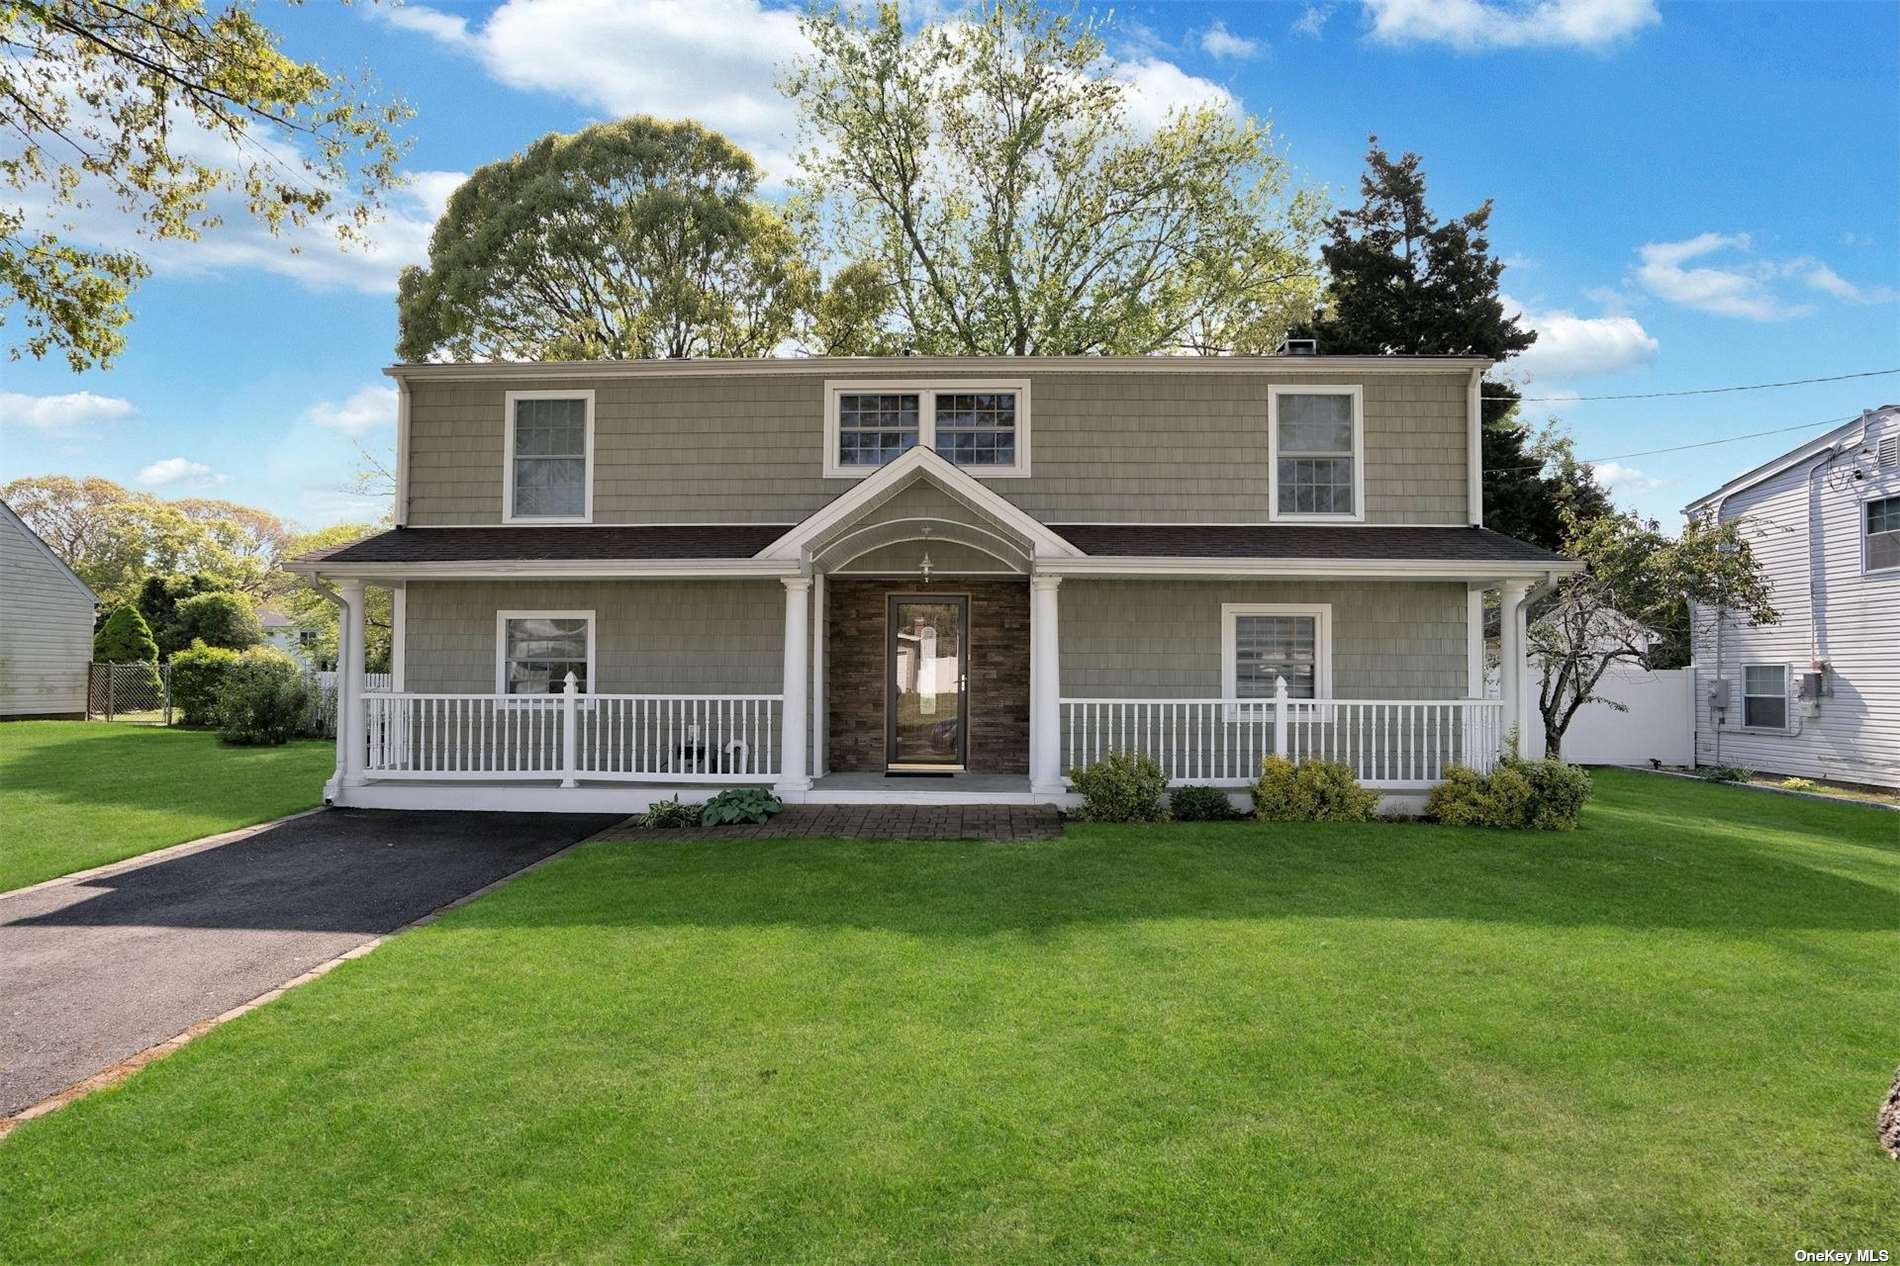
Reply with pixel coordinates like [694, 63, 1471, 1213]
[0, 390, 136, 431]
[1590, 460, 1665, 495]
[136, 457, 224, 488]
[308, 385, 399, 438]
[1632, 233, 1896, 320]
[1364, 0, 1659, 50]
[1292, 5, 1334, 37]
[1505, 294, 1659, 380]
[1110, 58, 1239, 132]
[383, 0, 811, 185]
[1199, 21, 1263, 60]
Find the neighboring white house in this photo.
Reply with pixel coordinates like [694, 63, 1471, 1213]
[0, 499, 98, 720]
[1684, 405, 1899, 788]
[259, 606, 324, 669]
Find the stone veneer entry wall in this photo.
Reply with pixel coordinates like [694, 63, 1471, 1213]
[826, 577, 1031, 774]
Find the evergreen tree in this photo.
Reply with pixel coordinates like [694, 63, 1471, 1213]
[93, 605, 159, 664]
[1300, 140, 1611, 549]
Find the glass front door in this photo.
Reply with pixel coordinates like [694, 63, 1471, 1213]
[887, 596, 967, 769]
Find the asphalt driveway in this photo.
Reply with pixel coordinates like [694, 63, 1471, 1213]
[0, 809, 621, 1118]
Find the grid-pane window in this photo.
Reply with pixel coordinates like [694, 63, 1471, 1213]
[1742, 664, 1786, 729]
[512, 398, 587, 518]
[934, 392, 1017, 467]
[1276, 393, 1356, 515]
[502, 617, 589, 695]
[837, 392, 921, 467]
[1867, 495, 1900, 571]
[1233, 614, 1318, 700]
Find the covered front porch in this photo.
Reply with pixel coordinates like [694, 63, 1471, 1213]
[296, 449, 1570, 813]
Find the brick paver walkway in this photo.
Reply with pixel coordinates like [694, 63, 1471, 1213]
[598, 803, 1063, 842]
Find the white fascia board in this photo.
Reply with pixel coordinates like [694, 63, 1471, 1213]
[1036, 556, 1584, 581]
[758, 445, 1083, 561]
[289, 558, 804, 581]
[1681, 412, 1876, 515]
[384, 355, 1497, 383]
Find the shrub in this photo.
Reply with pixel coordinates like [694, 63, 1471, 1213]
[1424, 758, 1592, 831]
[1779, 776, 1818, 792]
[169, 640, 242, 726]
[640, 796, 701, 829]
[94, 605, 159, 664]
[700, 787, 783, 826]
[215, 648, 311, 746]
[1170, 784, 1240, 822]
[173, 591, 263, 651]
[1699, 764, 1752, 783]
[1253, 757, 1380, 823]
[1067, 750, 1169, 823]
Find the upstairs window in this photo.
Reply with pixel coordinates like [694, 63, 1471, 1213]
[1741, 663, 1787, 730]
[1269, 385, 1364, 521]
[1866, 495, 1900, 573]
[825, 381, 1030, 478]
[496, 611, 594, 695]
[505, 390, 593, 523]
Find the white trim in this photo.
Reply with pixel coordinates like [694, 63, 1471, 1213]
[390, 583, 407, 690]
[1041, 555, 1580, 580]
[297, 558, 801, 581]
[1739, 661, 1791, 733]
[393, 377, 412, 528]
[1466, 367, 1484, 527]
[1220, 602, 1333, 720]
[0, 499, 98, 605]
[1267, 384, 1366, 524]
[371, 521, 801, 530]
[495, 609, 596, 696]
[388, 355, 1495, 383]
[1467, 588, 1484, 696]
[503, 389, 595, 525]
[759, 445, 1083, 561]
[1045, 519, 1477, 528]
[1861, 491, 1900, 577]
[823, 378, 1031, 479]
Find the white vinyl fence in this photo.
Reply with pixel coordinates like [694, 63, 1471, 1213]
[1493, 659, 1694, 767]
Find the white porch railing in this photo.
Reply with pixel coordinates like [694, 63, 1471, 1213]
[1060, 690, 1505, 789]
[361, 685, 782, 783]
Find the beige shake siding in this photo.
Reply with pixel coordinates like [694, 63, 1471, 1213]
[401, 577, 1472, 702]
[403, 368, 1472, 527]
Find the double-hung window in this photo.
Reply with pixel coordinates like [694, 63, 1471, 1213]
[1222, 603, 1332, 718]
[1741, 663, 1787, 730]
[496, 611, 594, 696]
[825, 381, 1029, 477]
[505, 390, 593, 523]
[1269, 385, 1364, 521]
[1865, 495, 1900, 573]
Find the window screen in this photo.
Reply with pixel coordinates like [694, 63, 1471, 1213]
[512, 398, 587, 518]
[501, 617, 589, 695]
[1233, 614, 1318, 699]
[1276, 393, 1356, 515]
[1741, 664, 1786, 729]
[1866, 495, 1900, 571]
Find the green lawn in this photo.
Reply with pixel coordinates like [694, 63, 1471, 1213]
[0, 721, 334, 892]
[2, 771, 1895, 1263]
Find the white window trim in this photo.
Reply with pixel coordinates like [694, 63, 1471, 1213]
[1267, 384, 1366, 523]
[503, 389, 595, 525]
[1221, 602, 1333, 721]
[495, 609, 597, 699]
[823, 379, 1031, 479]
[1738, 661, 1790, 733]
[1862, 492, 1900, 577]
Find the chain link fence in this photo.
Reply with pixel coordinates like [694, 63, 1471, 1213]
[87, 663, 388, 736]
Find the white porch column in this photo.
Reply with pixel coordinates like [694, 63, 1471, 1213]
[338, 578, 368, 787]
[775, 576, 813, 793]
[1497, 579, 1530, 758]
[1030, 574, 1064, 795]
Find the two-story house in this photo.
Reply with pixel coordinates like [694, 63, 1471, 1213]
[1684, 405, 1899, 789]
[290, 354, 1580, 813]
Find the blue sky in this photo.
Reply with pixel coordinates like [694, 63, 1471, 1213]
[2, 0, 1895, 530]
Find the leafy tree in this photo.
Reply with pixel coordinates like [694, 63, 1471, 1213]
[278, 522, 391, 670]
[1530, 513, 1777, 759]
[93, 604, 158, 663]
[1, 0, 409, 369]
[172, 589, 261, 651]
[784, 0, 1325, 356]
[1299, 140, 1610, 549]
[137, 573, 227, 658]
[398, 117, 812, 361]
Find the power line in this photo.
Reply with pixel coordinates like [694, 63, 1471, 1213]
[1482, 367, 1900, 403]
[1483, 414, 1862, 477]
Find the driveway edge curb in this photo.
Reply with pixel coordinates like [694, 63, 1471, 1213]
[0, 820, 622, 1140]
